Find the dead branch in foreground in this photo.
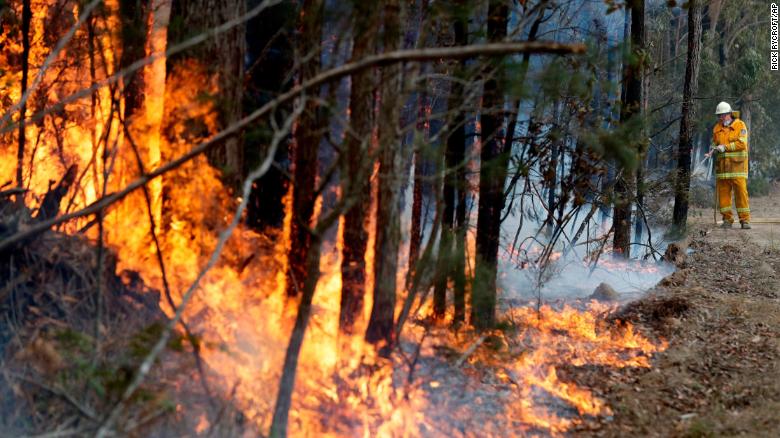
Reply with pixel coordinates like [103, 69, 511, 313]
[93, 101, 301, 438]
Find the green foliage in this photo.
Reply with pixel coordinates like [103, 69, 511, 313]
[689, 1, 780, 180]
[580, 116, 643, 172]
[45, 323, 187, 410]
[129, 322, 188, 359]
[747, 175, 770, 197]
[735, 48, 762, 90]
[683, 418, 715, 438]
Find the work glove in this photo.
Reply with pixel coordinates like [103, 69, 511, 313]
[715, 145, 726, 153]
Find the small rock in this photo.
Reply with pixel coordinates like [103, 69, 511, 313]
[590, 282, 620, 301]
[757, 262, 775, 278]
[663, 239, 690, 267]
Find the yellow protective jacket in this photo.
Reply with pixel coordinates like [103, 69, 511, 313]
[712, 117, 748, 179]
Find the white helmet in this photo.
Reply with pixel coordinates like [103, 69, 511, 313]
[715, 101, 732, 115]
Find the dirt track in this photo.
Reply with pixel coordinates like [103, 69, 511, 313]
[574, 186, 780, 437]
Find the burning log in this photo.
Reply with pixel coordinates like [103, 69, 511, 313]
[35, 164, 78, 223]
[0, 166, 75, 255]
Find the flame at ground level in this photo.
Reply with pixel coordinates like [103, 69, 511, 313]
[180, 229, 666, 436]
[0, 2, 666, 433]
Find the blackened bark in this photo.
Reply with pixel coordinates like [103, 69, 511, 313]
[269, 2, 327, 434]
[408, 90, 428, 268]
[365, 0, 403, 352]
[453, 144, 467, 323]
[270, 234, 323, 438]
[433, 4, 468, 322]
[672, 0, 702, 231]
[119, 0, 148, 119]
[612, 0, 644, 258]
[245, 3, 295, 231]
[15, 0, 32, 199]
[286, 0, 324, 298]
[36, 165, 78, 222]
[339, 3, 379, 333]
[472, 0, 508, 330]
[169, 0, 246, 185]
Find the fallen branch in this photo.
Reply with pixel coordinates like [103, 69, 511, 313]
[5, 370, 99, 422]
[454, 335, 487, 368]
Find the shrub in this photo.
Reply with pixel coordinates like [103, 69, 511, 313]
[748, 175, 771, 197]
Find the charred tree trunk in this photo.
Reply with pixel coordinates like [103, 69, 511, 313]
[408, 90, 428, 273]
[119, 0, 149, 119]
[15, 0, 32, 201]
[339, 3, 379, 333]
[365, 0, 403, 352]
[450, 4, 468, 325]
[406, 0, 431, 275]
[285, 0, 324, 298]
[471, 0, 508, 330]
[169, 0, 246, 185]
[672, 0, 702, 232]
[453, 145, 467, 323]
[269, 2, 326, 434]
[433, 3, 468, 321]
[245, 3, 296, 231]
[612, 0, 644, 258]
[269, 234, 324, 438]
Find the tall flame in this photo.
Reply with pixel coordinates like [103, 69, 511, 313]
[0, 3, 666, 436]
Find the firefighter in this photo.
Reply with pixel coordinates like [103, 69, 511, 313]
[709, 101, 750, 229]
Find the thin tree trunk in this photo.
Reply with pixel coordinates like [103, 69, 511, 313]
[119, 0, 148, 120]
[450, 7, 468, 323]
[672, 0, 702, 231]
[365, 0, 403, 352]
[408, 91, 428, 269]
[433, 4, 468, 321]
[472, 0, 508, 330]
[269, 234, 323, 438]
[143, 0, 171, 235]
[268, 1, 328, 425]
[286, 0, 324, 298]
[339, 3, 379, 333]
[15, 0, 32, 202]
[612, 0, 644, 258]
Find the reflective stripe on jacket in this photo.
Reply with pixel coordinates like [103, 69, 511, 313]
[713, 118, 748, 179]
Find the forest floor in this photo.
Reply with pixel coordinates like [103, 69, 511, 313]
[574, 184, 780, 437]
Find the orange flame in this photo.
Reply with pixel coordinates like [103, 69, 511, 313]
[0, 4, 667, 436]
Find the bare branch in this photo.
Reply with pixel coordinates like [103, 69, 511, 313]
[0, 40, 584, 254]
[1, 0, 283, 133]
[92, 102, 301, 438]
[0, 0, 102, 131]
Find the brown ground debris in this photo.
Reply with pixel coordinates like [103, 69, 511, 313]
[573, 188, 780, 437]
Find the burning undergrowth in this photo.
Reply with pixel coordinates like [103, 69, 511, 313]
[0, 191, 669, 437]
[0, 2, 672, 433]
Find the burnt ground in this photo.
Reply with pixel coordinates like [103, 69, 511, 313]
[572, 186, 780, 437]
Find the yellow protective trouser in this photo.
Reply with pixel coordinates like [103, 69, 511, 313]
[717, 178, 750, 223]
